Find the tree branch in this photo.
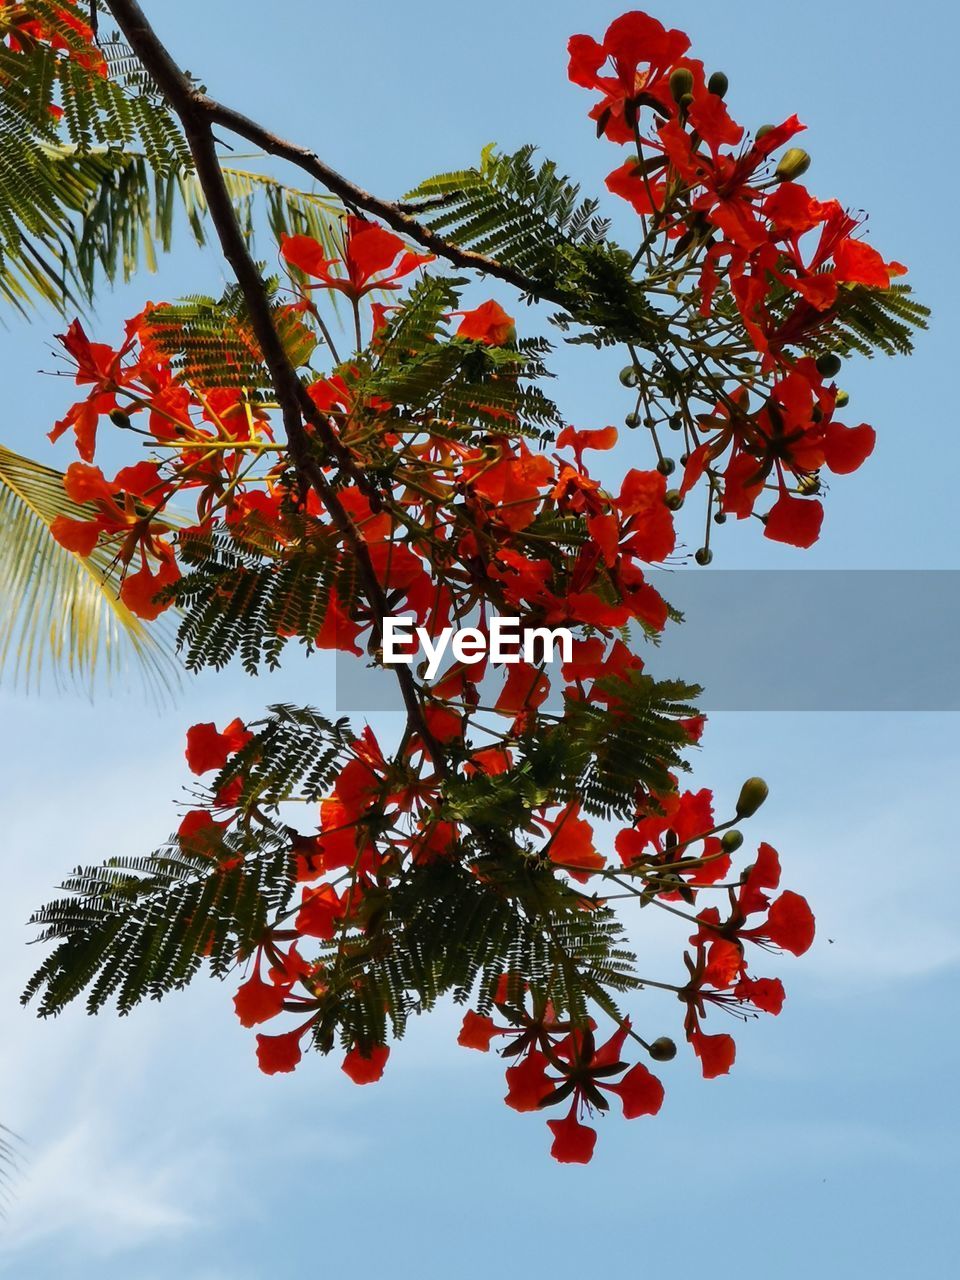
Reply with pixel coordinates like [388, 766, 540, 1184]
[193, 94, 563, 303]
[106, 0, 558, 305]
[105, 0, 445, 768]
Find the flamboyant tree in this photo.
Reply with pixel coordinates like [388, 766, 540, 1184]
[5, 2, 926, 1163]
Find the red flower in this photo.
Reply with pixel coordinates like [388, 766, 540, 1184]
[50, 461, 173, 576]
[494, 662, 550, 718]
[738, 842, 781, 916]
[234, 971, 287, 1028]
[504, 1051, 552, 1112]
[295, 883, 345, 940]
[177, 810, 226, 857]
[734, 976, 786, 1015]
[616, 469, 676, 561]
[342, 1043, 390, 1085]
[547, 1108, 598, 1164]
[556, 424, 619, 469]
[606, 158, 668, 215]
[690, 1029, 736, 1078]
[823, 422, 876, 475]
[605, 1062, 665, 1118]
[458, 1011, 499, 1051]
[763, 492, 824, 549]
[568, 12, 691, 142]
[118, 549, 180, 621]
[48, 319, 137, 461]
[755, 890, 816, 956]
[281, 217, 434, 302]
[185, 718, 252, 775]
[832, 236, 906, 290]
[456, 300, 515, 345]
[256, 1028, 305, 1075]
[546, 805, 605, 882]
[49, 514, 99, 558]
[702, 938, 744, 988]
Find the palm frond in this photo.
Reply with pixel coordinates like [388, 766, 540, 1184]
[0, 443, 178, 695]
[0, 141, 344, 317]
[0, 1124, 23, 1217]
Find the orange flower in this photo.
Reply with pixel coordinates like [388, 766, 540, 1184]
[341, 1043, 389, 1084]
[184, 719, 252, 775]
[455, 300, 515, 345]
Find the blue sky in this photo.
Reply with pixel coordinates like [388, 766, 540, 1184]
[1, 2, 958, 1276]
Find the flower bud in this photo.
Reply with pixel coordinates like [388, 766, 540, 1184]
[619, 365, 640, 388]
[735, 776, 769, 818]
[649, 1036, 677, 1061]
[721, 829, 744, 852]
[695, 547, 713, 566]
[669, 413, 683, 431]
[108, 408, 132, 429]
[714, 511, 727, 525]
[816, 352, 842, 379]
[776, 147, 811, 181]
[657, 457, 676, 476]
[625, 411, 641, 429]
[708, 71, 729, 98]
[669, 67, 695, 103]
[755, 124, 775, 140]
[664, 489, 684, 510]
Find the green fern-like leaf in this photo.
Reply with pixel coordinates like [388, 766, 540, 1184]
[170, 522, 349, 675]
[22, 828, 295, 1017]
[406, 145, 665, 345]
[143, 285, 317, 390]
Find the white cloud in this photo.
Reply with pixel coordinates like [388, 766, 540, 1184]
[0, 1118, 207, 1263]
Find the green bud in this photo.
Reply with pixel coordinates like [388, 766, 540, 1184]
[108, 408, 132, 429]
[775, 147, 812, 181]
[708, 71, 729, 98]
[625, 411, 641, 429]
[736, 776, 769, 819]
[649, 1036, 678, 1062]
[755, 124, 775, 140]
[669, 67, 695, 103]
[816, 352, 843, 379]
[619, 365, 640, 388]
[835, 390, 850, 408]
[721, 829, 744, 852]
[680, 92, 694, 108]
[664, 489, 684, 511]
[669, 413, 684, 431]
[657, 457, 676, 476]
[714, 511, 727, 525]
[695, 547, 713, 566]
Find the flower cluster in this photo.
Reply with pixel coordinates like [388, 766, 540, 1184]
[34, 7, 918, 1166]
[1, 0, 105, 76]
[177, 712, 814, 1162]
[570, 10, 907, 548]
